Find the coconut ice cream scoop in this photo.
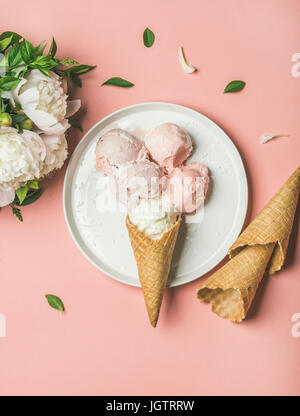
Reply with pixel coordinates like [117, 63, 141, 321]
[144, 123, 193, 173]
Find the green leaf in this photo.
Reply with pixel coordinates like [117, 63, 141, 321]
[0, 31, 22, 44]
[0, 97, 6, 112]
[0, 54, 6, 75]
[30, 55, 57, 70]
[13, 189, 42, 206]
[32, 66, 50, 77]
[70, 73, 82, 87]
[223, 80, 246, 93]
[66, 64, 96, 75]
[59, 57, 79, 66]
[35, 41, 47, 56]
[0, 35, 13, 53]
[27, 180, 39, 189]
[69, 118, 83, 132]
[10, 205, 23, 222]
[0, 76, 21, 91]
[15, 123, 22, 133]
[20, 39, 36, 64]
[143, 27, 155, 48]
[11, 113, 27, 124]
[101, 77, 134, 88]
[45, 294, 64, 312]
[6, 43, 23, 67]
[48, 37, 57, 58]
[16, 185, 29, 205]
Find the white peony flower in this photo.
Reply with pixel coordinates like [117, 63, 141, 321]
[0, 188, 15, 208]
[11, 69, 80, 135]
[0, 127, 46, 206]
[40, 133, 68, 176]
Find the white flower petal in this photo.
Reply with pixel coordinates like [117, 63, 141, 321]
[24, 69, 50, 86]
[11, 78, 27, 102]
[260, 134, 289, 144]
[0, 127, 45, 190]
[61, 78, 68, 94]
[66, 99, 81, 118]
[41, 119, 70, 135]
[179, 46, 196, 74]
[10, 69, 68, 135]
[0, 188, 15, 207]
[22, 129, 46, 162]
[40, 133, 68, 176]
[17, 87, 39, 110]
[25, 109, 58, 131]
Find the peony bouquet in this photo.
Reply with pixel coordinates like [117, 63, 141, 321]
[0, 31, 95, 220]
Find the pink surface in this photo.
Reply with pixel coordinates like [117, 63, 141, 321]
[0, 0, 300, 396]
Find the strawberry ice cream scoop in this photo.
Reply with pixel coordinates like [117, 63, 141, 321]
[144, 123, 192, 173]
[111, 160, 167, 208]
[168, 163, 209, 213]
[95, 129, 148, 175]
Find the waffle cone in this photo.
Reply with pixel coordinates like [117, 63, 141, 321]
[126, 215, 181, 327]
[229, 166, 300, 273]
[197, 166, 300, 322]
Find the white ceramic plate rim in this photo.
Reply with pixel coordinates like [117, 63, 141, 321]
[63, 102, 248, 287]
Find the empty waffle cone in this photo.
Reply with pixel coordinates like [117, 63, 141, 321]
[197, 166, 300, 322]
[197, 243, 275, 322]
[126, 215, 181, 327]
[229, 166, 300, 273]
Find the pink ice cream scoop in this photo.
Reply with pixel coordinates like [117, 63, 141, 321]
[168, 163, 209, 213]
[144, 123, 193, 173]
[111, 160, 167, 208]
[95, 129, 148, 175]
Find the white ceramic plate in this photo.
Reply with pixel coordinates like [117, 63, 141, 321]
[63, 102, 248, 287]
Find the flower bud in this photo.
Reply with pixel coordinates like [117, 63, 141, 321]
[0, 113, 12, 127]
[9, 102, 24, 114]
[20, 119, 33, 130]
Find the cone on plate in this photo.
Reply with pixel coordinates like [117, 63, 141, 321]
[197, 166, 300, 322]
[126, 215, 181, 327]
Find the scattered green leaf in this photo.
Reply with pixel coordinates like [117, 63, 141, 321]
[101, 77, 134, 88]
[143, 27, 155, 48]
[223, 80, 246, 93]
[45, 294, 64, 312]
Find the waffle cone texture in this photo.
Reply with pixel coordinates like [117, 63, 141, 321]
[126, 215, 181, 327]
[197, 166, 300, 322]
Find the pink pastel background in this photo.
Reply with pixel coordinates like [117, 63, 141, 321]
[0, 0, 299, 396]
